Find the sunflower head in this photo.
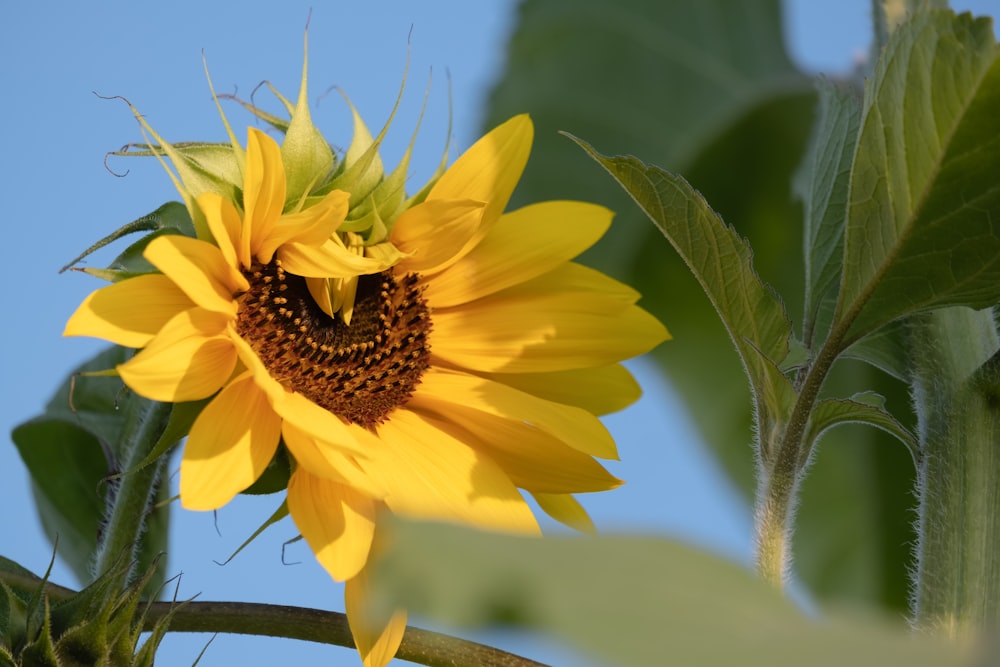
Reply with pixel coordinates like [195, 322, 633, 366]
[63, 41, 669, 667]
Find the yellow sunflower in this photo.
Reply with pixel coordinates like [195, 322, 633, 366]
[66, 114, 668, 666]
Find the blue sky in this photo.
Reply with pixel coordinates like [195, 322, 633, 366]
[1, 1, 994, 665]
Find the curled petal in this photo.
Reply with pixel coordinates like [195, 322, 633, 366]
[144, 235, 247, 314]
[362, 409, 539, 534]
[256, 189, 350, 261]
[198, 192, 243, 269]
[64, 274, 193, 348]
[180, 371, 281, 510]
[242, 128, 287, 263]
[117, 308, 235, 402]
[278, 237, 402, 279]
[288, 469, 376, 581]
[425, 201, 612, 307]
[346, 565, 407, 667]
[411, 367, 618, 459]
[390, 199, 485, 274]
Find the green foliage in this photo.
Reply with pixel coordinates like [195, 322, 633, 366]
[485, 0, 917, 611]
[837, 11, 1000, 342]
[10, 347, 169, 595]
[571, 137, 797, 461]
[370, 520, 969, 667]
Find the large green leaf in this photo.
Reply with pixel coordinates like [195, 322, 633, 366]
[574, 140, 797, 459]
[369, 521, 972, 667]
[10, 347, 170, 594]
[837, 11, 1000, 342]
[794, 78, 862, 346]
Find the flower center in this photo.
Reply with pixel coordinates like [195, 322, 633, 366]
[235, 260, 432, 430]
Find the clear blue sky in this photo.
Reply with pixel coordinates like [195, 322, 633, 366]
[1, 1, 994, 665]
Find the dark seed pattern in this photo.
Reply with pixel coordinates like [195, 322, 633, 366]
[235, 260, 432, 430]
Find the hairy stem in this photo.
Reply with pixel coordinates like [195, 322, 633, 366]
[909, 307, 1000, 636]
[754, 327, 846, 587]
[91, 395, 172, 592]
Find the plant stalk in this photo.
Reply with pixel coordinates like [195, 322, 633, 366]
[91, 395, 172, 592]
[753, 326, 848, 588]
[910, 307, 1000, 637]
[0, 570, 547, 667]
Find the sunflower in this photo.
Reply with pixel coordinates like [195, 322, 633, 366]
[66, 114, 668, 666]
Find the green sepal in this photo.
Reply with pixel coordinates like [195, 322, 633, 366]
[280, 31, 336, 206]
[3, 555, 180, 666]
[60, 202, 195, 278]
[217, 500, 290, 567]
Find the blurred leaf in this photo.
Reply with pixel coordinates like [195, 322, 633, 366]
[573, 140, 797, 457]
[10, 347, 170, 593]
[370, 520, 971, 667]
[794, 78, 862, 346]
[487, 0, 813, 278]
[838, 11, 1000, 341]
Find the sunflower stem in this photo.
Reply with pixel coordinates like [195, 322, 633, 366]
[91, 394, 172, 592]
[753, 324, 845, 588]
[141, 600, 549, 667]
[909, 307, 1000, 636]
[0, 568, 547, 667]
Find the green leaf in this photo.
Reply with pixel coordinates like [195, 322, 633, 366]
[10, 347, 170, 591]
[14, 420, 108, 588]
[837, 11, 1000, 341]
[795, 78, 862, 346]
[807, 391, 917, 464]
[370, 520, 966, 667]
[573, 139, 796, 451]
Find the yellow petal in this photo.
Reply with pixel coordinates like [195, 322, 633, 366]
[412, 406, 621, 494]
[256, 189, 350, 262]
[283, 421, 384, 497]
[144, 235, 247, 315]
[271, 389, 367, 459]
[180, 371, 281, 510]
[432, 270, 668, 373]
[363, 409, 539, 534]
[117, 308, 235, 402]
[243, 128, 287, 263]
[198, 192, 243, 269]
[277, 236, 400, 279]
[532, 492, 596, 535]
[486, 364, 641, 416]
[346, 566, 407, 667]
[390, 199, 485, 274]
[411, 367, 618, 459]
[288, 469, 376, 581]
[64, 274, 193, 348]
[428, 114, 532, 228]
[425, 201, 612, 307]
